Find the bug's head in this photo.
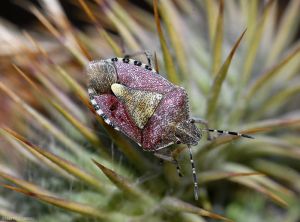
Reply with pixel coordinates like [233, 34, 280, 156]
[87, 60, 118, 94]
[175, 120, 201, 146]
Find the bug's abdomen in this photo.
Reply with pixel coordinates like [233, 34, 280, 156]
[142, 87, 189, 151]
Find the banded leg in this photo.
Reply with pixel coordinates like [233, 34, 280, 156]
[124, 50, 153, 68]
[153, 52, 160, 73]
[188, 145, 199, 200]
[174, 159, 183, 177]
[154, 151, 183, 177]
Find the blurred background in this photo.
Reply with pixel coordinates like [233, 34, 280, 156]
[0, 1, 299, 222]
[1, 1, 298, 32]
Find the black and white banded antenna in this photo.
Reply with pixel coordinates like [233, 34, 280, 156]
[204, 128, 254, 139]
[190, 118, 254, 139]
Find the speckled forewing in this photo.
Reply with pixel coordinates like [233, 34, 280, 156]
[94, 94, 142, 144]
[142, 87, 190, 150]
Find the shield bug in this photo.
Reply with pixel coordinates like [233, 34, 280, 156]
[87, 55, 253, 200]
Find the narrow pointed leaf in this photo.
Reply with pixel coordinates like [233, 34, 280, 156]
[51, 101, 102, 147]
[160, 0, 187, 74]
[211, 0, 224, 75]
[0, 171, 54, 196]
[40, 0, 92, 60]
[203, 0, 218, 45]
[245, 145, 300, 161]
[77, 0, 122, 56]
[243, 0, 258, 41]
[110, 1, 152, 45]
[199, 171, 263, 184]
[224, 163, 291, 206]
[37, 67, 87, 120]
[97, 116, 151, 171]
[266, 0, 300, 65]
[206, 29, 246, 121]
[153, 0, 180, 84]
[22, 32, 90, 119]
[229, 177, 288, 207]
[0, 82, 85, 156]
[0, 183, 109, 219]
[246, 45, 300, 100]
[1, 128, 73, 179]
[125, 3, 156, 32]
[103, 5, 140, 52]
[29, 5, 88, 65]
[252, 159, 300, 192]
[3, 128, 108, 192]
[243, 116, 300, 134]
[162, 197, 233, 221]
[241, 0, 275, 84]
[12, 64, 102, 148]
[92, 159, 151, 203]
[253, 83, 300, 119]
[53, 65, 90, 106]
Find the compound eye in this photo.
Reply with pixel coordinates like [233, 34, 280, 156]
[189, 119, 195, 123]
[175, 137, 181, 144]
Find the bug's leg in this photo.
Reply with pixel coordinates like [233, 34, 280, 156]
[154, 151, 183, 177]
[123, 51, 153, 68]
[190, 117, 212, 140]
[158, 158, 164, 165]
[153, 52, 160, 73]
[174, 158, 183, 177]
[144, 50, 153, 68]
[188, 145, 199, 200]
